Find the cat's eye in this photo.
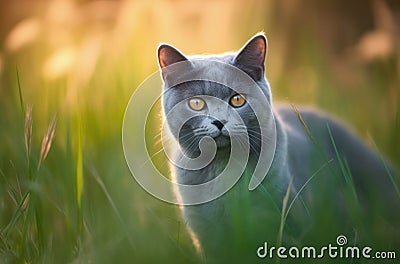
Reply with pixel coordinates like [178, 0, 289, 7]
[188, 97, 205, 111]
[230, 94, 246, 108]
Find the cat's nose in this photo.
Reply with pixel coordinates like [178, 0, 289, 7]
[211, 120, 225, 131]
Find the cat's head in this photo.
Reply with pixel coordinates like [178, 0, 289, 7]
[157, 33, 271, 153]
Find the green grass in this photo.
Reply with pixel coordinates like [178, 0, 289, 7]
[1, 60, 399, 264]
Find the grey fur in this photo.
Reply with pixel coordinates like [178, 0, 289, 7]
[157, 33, 398, 260]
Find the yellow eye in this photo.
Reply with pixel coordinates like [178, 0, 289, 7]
[230, 94, 246, 108]
[188, 97, 205, 111]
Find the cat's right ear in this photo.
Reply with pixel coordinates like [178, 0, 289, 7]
[234, 33, 268, 81]
[157, 44, 188, 69]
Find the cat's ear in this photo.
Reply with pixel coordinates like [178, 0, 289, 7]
[157, 44, 193, 85]
[157, 44, 188, 69]
[234, 33, 268, 80]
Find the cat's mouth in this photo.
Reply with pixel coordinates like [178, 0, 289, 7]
[204, 128, 231, 148]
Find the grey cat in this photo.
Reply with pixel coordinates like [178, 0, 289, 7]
[157, 33, 398, 261]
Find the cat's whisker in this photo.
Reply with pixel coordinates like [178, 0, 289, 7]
[247, 130, 272, 146]
[154, 135, 174, 146]
[246, 128, 263, 135]
[193, 129, 210, 136]
[193, 127, 208, 133]
[152, 130, 163, 139]
[139, 149, 164, 168]
[179, 133, 197, 145]
[246, 137, 261, 156]
[179, 133, 195, 142]
[179, 137, 200, 158]
[247, 128, 273, 140]
[233, 135, 258, 156]
[155, 152, 175, 174]
[245, 134, 263, 153]
[149, 147, 166, 159]
[235, 137, 252, 153]
[138, 138, 177, 167]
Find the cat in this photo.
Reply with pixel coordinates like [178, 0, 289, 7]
[157, 33, 398, 262]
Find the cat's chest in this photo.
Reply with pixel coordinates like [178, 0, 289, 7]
[182, 175, 267, 226]
[176, 151, 229, 185]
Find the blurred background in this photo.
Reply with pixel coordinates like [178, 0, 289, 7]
[0, 0, 399, 262]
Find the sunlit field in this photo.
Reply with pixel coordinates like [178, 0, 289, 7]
[0, 0, 399, 263]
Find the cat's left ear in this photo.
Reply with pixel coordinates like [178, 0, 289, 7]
[157, 44, 194, 85]
[234, 33, 268, 80]
[157, 44, 189, 69]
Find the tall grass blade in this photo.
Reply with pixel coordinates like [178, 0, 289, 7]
[370, 137, 400, 200]
[291, 104, 315, 143]
[257, 184, 281, 214]
[38, 114, 57, 170]
[24, 104, 33, 161]
[3, 192, 30, 239]
[75, 117, 84, 243]
[283, 160, 333, 222]
[16, 66, 25, 116]
[327, 124, 359, 206]
[277, 179, 292, 247]
[76, 120, 83, 210]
